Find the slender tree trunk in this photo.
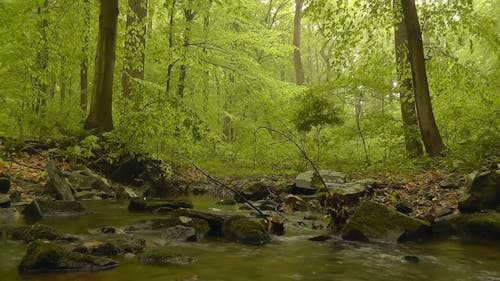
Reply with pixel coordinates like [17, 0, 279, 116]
[80, 0, 90, 115]
[293, 0, 305, 85]
[34, 0, 49, 115]
[165, 0, 177, 95]
[84, 0, 119, 132]
[401, 0, 446, 156]
[394, 1, 423, 158]
[122, 0, 148, 98]
[178, 1, 195, 98]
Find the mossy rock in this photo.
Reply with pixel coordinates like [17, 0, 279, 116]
[125, 216, 209, 239]
[173, 209, 228, 236]
[234, 182, 271, 203]
[222, 216, 270, 245]
[139, 250, 196, 266]
[19, 240, 118, 273]
[22, 200, 86, 222]
[459, 170, 500, 213]
[341, 201, 431, 243]
[128, 198, 193, 213]
[433, 212, 500, 240]
[73, 235, 145, 256]
[5, 224, 79, 243]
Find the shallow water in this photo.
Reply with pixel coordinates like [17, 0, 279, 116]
[1, 197, 499, 281]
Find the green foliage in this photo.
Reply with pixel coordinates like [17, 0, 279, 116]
[293, 87, 344, 132]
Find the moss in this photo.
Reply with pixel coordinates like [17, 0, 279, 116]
[139, 250, 196, 266]
[433, 212, 500, 240]
[10, 225, 59, 243]
[222, 216, 270, 245]
[341, 201, 430, 243]
[19, 240, 117, 273]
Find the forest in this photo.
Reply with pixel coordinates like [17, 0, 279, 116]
[0, 0, 499, 280]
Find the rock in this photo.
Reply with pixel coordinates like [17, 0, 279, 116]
[459, 170, 500, 213]
[22, 200, 86, 221]
[216, 198, 237, 205]
[308, 235, 332, 242]
[125, 217, 210, 239]
[395, 202, 413, 214]
[73, 235, 145, 256]
[403, 256, 420, 263]
[46, 161, 76, 201]
[173, 209, 228, 236]
[439, 179, 458, 189]
[234, 182, 271, 203]
[18, 240, 118, 273]
[293, 170, 347, 195]
[97, 227, 117, 234]
[139, 251, 196, 266]
[436, 207, 453, 218]
[160, 225, 198, 242]
[128, 198, 193, 213]
[341, 202, 431, 243]
[0, 175, 10, 194]
[222, 216, 270, 245]
[6, 224, 79, 243]
[433, 212, 500, 240]
[0, 195, 11, 208]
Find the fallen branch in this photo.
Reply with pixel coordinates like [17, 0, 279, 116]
[190, 161, 270, 224]
[253, 126, 332, 197]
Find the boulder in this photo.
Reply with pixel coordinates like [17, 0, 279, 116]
[128, 198, 193, 213]
[18, 240, 118, 273]
[6, 224, 79, 243]
[22, 200, 86, 221]
[173, 209, 229, 236]
[160, 225, 197, 242]
[125, 217, 209, 240]
[139, 251, 196, 266]
[222, 216, 270, 245]
[293, 170, 347, 195]
[459, 170, 500, 213]
[234, 182, 271, 203]
[73, 235, 145, 256]
[46, 161, 75, 201]
[0, 174, 10, 194]
[341, 201, 431, 243]
[433, 212, 500, 240]
[0, 194, 11, 208]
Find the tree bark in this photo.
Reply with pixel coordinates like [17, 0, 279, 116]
[178, 1, 195, 98]
[80, 0, 90, 115]
[293, 0, 305, 85]
[34, 0, 49, 115]
[84, 0, 119, 132]
[122, 0, 148, 98]
[165, 0, 177, 95]
[394, 1, 423, 158]
[401, 0, 446, 156]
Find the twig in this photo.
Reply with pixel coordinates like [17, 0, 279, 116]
[254, 126, 332, 197]
[190, 161, 270, 224]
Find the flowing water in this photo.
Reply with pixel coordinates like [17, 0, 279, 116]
[1, 197, 499, 281]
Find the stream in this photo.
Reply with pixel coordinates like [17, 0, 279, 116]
[1, 196, 499, 281]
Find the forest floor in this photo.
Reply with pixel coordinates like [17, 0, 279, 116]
[1, 151, 465, 223]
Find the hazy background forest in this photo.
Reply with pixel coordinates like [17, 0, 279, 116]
[0, 0, 498, 175]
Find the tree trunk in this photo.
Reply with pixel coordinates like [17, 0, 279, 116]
[80, 0, 90, 115]
[34, 0, 49, 115]
[394, 1, 423, 158]
[401, 0, 446, 156]
[122, 0, 148, 98]
[84, 0, 119, 132]
[178, 1, 195, 98]
[293, 0, 305, 85]
[165, 0, 177, 95]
